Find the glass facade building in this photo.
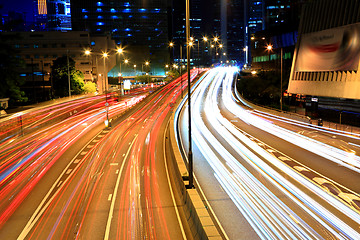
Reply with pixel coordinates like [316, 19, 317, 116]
[71, 0, 170, 76]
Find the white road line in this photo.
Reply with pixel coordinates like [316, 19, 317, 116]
[164, 121, 187, 240]
[57, 181, 63, 188]
[104, 134, 138, 240]
[18, 131, 103, 240]
[349, 142, 360, 148]
[108, 194, 112, 201]
[74, 159, 81, 164]
[66, 169, 72, 175]
[81, 151, 87, 155]
[115, 169, 119, 175]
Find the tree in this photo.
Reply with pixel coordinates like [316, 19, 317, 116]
[0, 33, 28, 106]
[83, 81, 96, 93]
[51, 56, 85, 97]
[135, 75, 152, 84]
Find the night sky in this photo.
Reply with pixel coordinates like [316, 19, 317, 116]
[0, 0, 34, 21]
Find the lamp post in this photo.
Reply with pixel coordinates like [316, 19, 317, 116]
[267, 44, 283, 111]
[117, 47, 124, 95]
[85, 49, 109, 94]
[66, 50, 71, 97]
[186, 0, 193, 189]
[202, 36, 208, 66]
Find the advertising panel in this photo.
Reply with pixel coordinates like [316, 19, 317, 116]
[296, 24, 360, 72]
[124, 80, 131, 90]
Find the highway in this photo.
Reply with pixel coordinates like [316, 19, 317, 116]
[177, 67, 360, 239]
[0, 76, 197, 239]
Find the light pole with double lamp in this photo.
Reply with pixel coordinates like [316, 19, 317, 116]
[85, 49, 110, 128]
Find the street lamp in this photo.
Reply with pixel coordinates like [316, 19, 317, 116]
[116, 47, 125, 95]
[186, 0, 193, 189]
[66, 50, 71, 97]
[85, 49, 109, 94]
[266, 44, 283, 111]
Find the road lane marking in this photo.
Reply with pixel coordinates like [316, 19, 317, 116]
[110, 163, 118, 166]
[104, 134, 138, 240]
[66, 169, 72, 175]
[108, 194, 112, 201]
[164, 121, 187, 240]
[74, 159, 81, 164]
[115, 170, 119, 174]
[57, 181, 63, 187]
[18, 131, 103, 239]
[81, 151, 87, 155]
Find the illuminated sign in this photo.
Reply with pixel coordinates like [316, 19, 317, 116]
[124, 80, 131, 90]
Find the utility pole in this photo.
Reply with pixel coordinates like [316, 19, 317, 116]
[67, 50, 71, 97]
[186, 0, 193, 189]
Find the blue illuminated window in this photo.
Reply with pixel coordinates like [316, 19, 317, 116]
[97, 2, 103, 6]
[142, 16, 148, 19]
[97, 22, 104, 26]
[98, 15, 103, 19]
[82, 9, 88, 13]
[127, 34, 132, 37]
[123, 8, 131, 13]
[125, 28, 130, 31]
[97, 8, 102, 12]
[139, 8, 146, 12]
[84, 15, 88, 19]
[91, 41, 96, 46]
[129, 15, 133, 18]
[112, 16, 118, 19]
[124, 2, 130, 7]
[110, 8, 116, 13]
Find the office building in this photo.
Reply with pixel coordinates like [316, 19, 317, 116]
[71, 0, 170, 76]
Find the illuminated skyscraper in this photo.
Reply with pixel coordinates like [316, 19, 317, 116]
[34, 0, 72, 31]
[71, 0, 170, 75]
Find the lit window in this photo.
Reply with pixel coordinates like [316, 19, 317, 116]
[110, 8, 116, 13]
[98, 15, 103, 19]
[97, 8, 102, 12]
[123, 8, 131, 13]
[97, 22, 104, 26]
[97, 2, 103, 6]
[139, 8, 146, 12]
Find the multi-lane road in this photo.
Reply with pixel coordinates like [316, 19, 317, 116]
[0, 74, 198, 239]
[177, 67, 360, 239]
[2, 66, 360, 239]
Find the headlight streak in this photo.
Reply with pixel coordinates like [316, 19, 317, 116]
[189, 67, 360, 239]
[228, 79, 360, 174]
[0, 92, 149, 231]
[192, 69, 321, 239]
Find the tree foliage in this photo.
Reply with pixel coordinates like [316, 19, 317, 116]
[135, 75, 152, 84]
[237, 70, 289, 108]
[84, 81, 97, 93]
[51, 56, 85, 97]
[164, 69, 180, 82]
[0, 33, 28, 105]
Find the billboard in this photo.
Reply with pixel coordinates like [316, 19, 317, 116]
[296, 24, 360, 72]
[124, 80, 131, 90]
[288, 23, 360, 99]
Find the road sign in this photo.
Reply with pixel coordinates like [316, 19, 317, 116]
[105, 102, 109, 107]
